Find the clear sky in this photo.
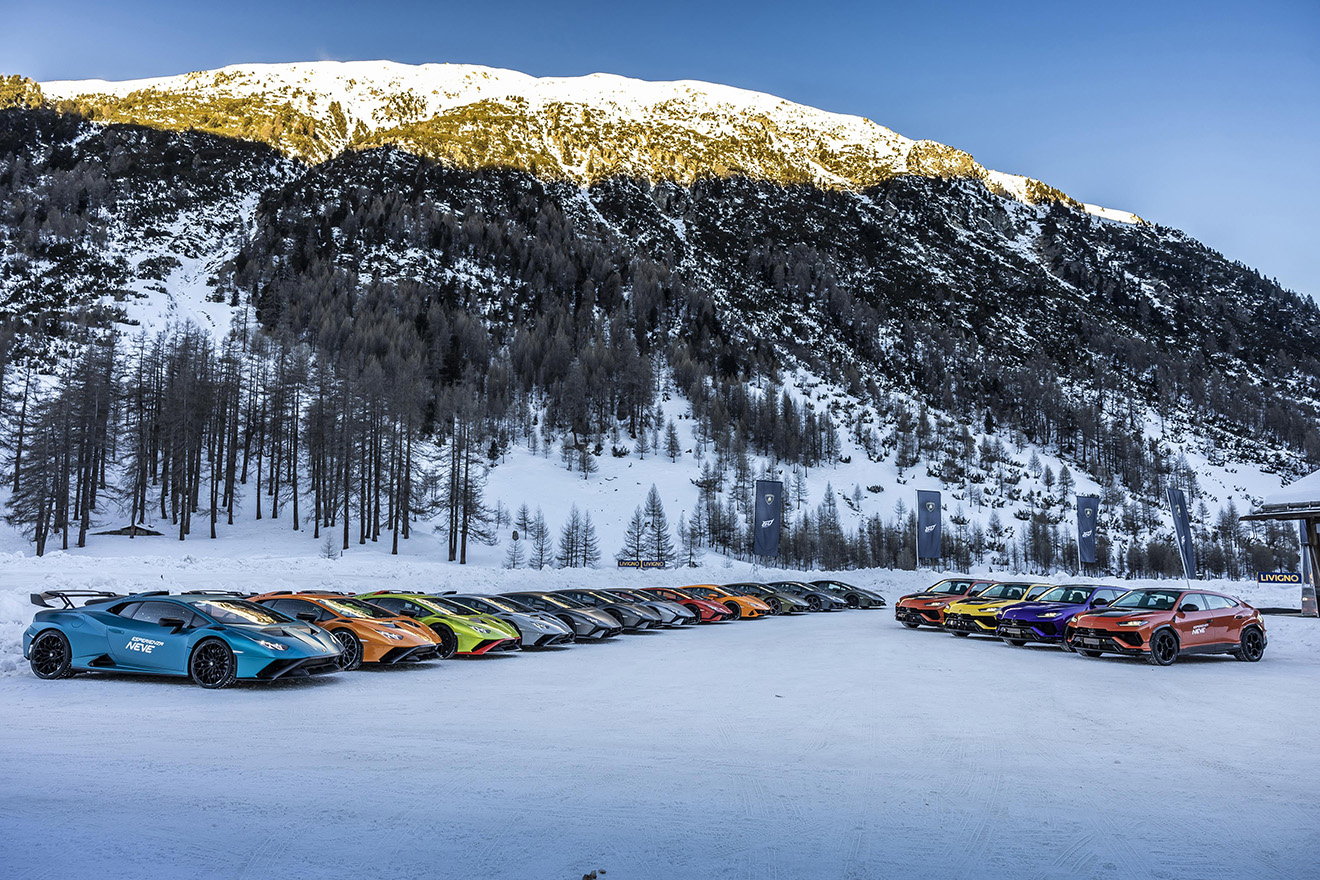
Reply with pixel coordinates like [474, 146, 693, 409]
[5, 0, 1317, 298]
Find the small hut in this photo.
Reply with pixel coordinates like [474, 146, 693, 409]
[1241, 470, 1320, 616]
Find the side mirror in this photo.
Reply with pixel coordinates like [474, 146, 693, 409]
[1092, 598, 1109, 607]
[1179, 603, 1199, 613]
[158, 617, 186, 630]
[296, 612, 319, 623]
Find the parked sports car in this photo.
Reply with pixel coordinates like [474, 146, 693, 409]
[722, 583, 808, 615]
[1065, 588, 1267, 666]
[639, 587, 733, 623]
[681, 585, 773, 620]
[553, 589, 664, 631]
[996, 584, 1127, 648]
[251, 591, 444, 669]
[765, 581, 848, 612]
[501, 592, 623, 640]
[810, 580, 887, 608]
[358, 592, 522, 656]
[941, 581, 1053, 637]
[894, 578, 994, 628]
[604, 588, 699, 626]
[23, 590, 343, 689]
[447, 594, 576, 647]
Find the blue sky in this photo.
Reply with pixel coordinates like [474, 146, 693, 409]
[5, 0, 1317, 297]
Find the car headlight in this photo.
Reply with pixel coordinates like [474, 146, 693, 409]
[471, 625, 494, 635]
[255, 639, 287, 652]
[377, 630, 405, 641]
[1037, 613, 1060, 619]
[1117, 620, 1147, 627]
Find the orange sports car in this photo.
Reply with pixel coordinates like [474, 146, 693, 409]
[250, 591, 444, 670]
[680, 584, 773, 620]
[894, 578, 994, 629]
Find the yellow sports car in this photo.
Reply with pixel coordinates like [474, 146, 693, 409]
[942, 582, 1052, 638]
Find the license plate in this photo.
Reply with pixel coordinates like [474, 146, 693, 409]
[1083, 638, 1101, 647]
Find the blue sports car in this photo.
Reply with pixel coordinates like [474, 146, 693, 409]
[23, 590, 344, 688]
[994, 584, 1127, 648]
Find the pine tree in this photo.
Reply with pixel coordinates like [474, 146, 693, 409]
[557, 504, 584, 567]
[529, 507, 553, 570]
[617, 506, 648, 564]
[644, 484, 675, 566]
[664, 419, 682, 461]
[582, 511, 601, 568]
[504, 532, 526, 568]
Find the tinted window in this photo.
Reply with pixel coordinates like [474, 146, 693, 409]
[114, 602, 143, 619]
[371, 597, 405, 613]
[131, 601, 189, 625]
[1204, 594, 1235, 610]
[1096, 590, 1122, 603]
[268, 598, 323, 619]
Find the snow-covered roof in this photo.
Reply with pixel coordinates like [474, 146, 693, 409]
[1255, 469, 1320, 512]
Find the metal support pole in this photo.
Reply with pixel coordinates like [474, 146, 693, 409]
[1302, 518, 1319, 617]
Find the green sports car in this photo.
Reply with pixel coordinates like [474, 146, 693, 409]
[358, 592, 522, 657]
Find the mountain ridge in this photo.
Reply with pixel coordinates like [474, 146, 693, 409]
[31, 61, 1141, 224]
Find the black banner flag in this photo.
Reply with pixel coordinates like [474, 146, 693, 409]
[1167, 488, 1197, 580]
[753, 480, 783, 558]
[916, 490, 941, 559]
[1077, 495, 1100, 564]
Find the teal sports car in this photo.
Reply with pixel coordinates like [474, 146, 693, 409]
[23, 590, 343, 689]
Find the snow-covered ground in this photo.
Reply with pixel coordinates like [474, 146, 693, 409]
[1, 553, 1316, 879]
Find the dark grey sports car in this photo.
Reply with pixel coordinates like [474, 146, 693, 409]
[501, 591, 623, 640]
[810, 580, 887, 608]
[552, 589, 664, 631]
[765, 581, 848, 612]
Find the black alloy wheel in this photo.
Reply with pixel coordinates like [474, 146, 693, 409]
[1147, 629, 1179, 666]
[723, 602, 743, 620]
[332, 628, 364, 670]
[30, 630, 74, 679]
[1234, 626, 1265, 662]
[189, 639, 238, 689]
[429, 624, 458, 659]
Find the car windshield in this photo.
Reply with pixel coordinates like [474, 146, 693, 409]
[650, 589, 694, 601]
[1024, 585, 1051, 600]
[524, 594, 575, 609]
[418, 596, 476, 615]
[320, 597, 396, 619]
[195, 600, 288, 626]
[981, 584, 1029, 600]
[465, 596, 522, 614]
[1108, 590, 1182, 611]
[583, 590, 625, 604]
[612, 591, 651, 602]
[928, 580, 971, 595]
[1040, 586, 1093, 605]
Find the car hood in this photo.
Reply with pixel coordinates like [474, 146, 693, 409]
[231, 623, 341, 654]
[1074, 609, 1160, 625]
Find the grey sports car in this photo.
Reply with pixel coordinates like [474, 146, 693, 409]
[501, 592, 623, 640]
[552, 589, 664, 631]
[765, 581, 848, 612]
[723, 582, 809, 615]
[605, 588, 698, 626]
[448, 594, 576, 647]
[810, 580, 887, 609]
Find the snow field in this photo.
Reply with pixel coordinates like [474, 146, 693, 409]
[1, 560, 1316, 879]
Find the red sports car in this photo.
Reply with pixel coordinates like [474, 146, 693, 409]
[1065, 587, 1267, 666]
[894, 578, 994, 629]
[640, 587, 731, 623]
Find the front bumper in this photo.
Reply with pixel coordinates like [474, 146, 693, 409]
[896, 606, 942, 627]
[1066, 626, 1145, 655]
[464, 638, 521, 655]
[943, 613, 998, 635]
[996, 621, 1063, 643]
[253, 653, 342, 680]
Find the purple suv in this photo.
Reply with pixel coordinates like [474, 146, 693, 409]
[995, 584, 1126, 648]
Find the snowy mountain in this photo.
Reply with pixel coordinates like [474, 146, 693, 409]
[0, 62, 1317, 575]
[39, 61, 1139, 222]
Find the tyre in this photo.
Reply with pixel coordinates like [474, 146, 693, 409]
[189, 639, 238, 689]
[29, 630, 75, 680]
[1234, 626, 1266, 662]
[806, 595, 823, 612]
[331, 628, 364, 670]
[429, 624, 458, 659]
[1077, 649, 1102, 658]
[723, 602, 742, 620]
[846, 595, 861, 608]
[1002, 638, 1026, 647]
[685, 605, 703, 623]
[1147, 629, 1179, 666]
[901, 620, 920, 629]
[768, 598, 783, 615]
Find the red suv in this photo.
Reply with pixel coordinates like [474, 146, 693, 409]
[1065, 588, 1266, 666]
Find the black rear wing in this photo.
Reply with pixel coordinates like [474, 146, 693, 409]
[30, 590, 123, 609]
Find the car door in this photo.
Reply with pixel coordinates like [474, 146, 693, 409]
[1202, 594, 1238, 645]
[1174, 593, 1217, 648]
[108, 600, 193, 671]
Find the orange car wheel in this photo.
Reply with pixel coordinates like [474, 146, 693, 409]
[331, 628, 364, 670]
[723, 602, 742, 620]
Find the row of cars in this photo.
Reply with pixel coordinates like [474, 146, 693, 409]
[894, 577, 1268, 665]
[21, 579, 886, 689]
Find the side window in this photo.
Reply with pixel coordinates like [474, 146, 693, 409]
[1099, 590, 1122, 603]
[371, 597, 404, 613]
[131, 601, 188, 625]
[113, 602, 142, 619]
[402, 601, 428, 616]
[1204, 594, 1234, 611]
[1179, 595, 1203, 612]
[274, 599, 323, 619]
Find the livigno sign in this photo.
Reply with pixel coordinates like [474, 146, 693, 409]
[617, 559, 665, 570]
[1258, 571, 1302, 584]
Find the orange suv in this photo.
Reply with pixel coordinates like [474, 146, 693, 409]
[1065, 587, 1266, 666]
